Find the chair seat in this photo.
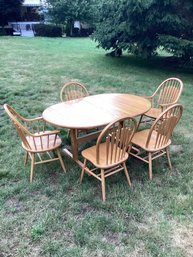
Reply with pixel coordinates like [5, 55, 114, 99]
[144, 107, 161, 119]
[82, 142, 129, 168]
[131, 129, 171, 151]
[22, 131, 62, 152]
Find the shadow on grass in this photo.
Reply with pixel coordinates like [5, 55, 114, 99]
[103, 54, 193, 75]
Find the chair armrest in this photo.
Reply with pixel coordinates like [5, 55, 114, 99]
[32, 130, 60, 137]
[159, 103, 176, 111]
[141, 95, 152, 99]
[23, 116, 43, 122]
[159, 103, 176, 107]
[142, 95, 153, 105]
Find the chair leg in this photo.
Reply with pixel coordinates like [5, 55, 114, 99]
[101, 169, 106, 202]
[24, 151, 28, 166]
[123, 162, 131, 187]
[166, 147, 172, 170]
[136, 114, 143, 130]
[30, 153, 35, 183]
[148, 152, 153, 180]
[80, 158, 87, 183]
[56, 149, 66, 173]
[67, 129, 70, 138]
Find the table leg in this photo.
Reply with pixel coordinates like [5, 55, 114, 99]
[62, 128, 101, 170]
[63, 129, 89, 171]
[69, 128, 78, 160]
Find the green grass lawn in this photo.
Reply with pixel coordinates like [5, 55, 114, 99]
[0, 36, 193, 257]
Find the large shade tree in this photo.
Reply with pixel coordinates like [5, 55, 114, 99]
[47, 0, 99, 36]
[0, 0, 24, 27]
[93, 0, 193, 60]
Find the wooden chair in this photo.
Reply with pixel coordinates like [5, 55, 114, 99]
[80, 117, 137, 201]
[60, 81, 89, 102]
[130, 104, 183, 180]
[138, 78, 183, 127]
[60, 80, 90, 138]
[4, 104, 66, 182]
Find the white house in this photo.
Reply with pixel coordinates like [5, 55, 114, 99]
[9, 0, 46, 37]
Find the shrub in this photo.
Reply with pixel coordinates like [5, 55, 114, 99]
[5, 28, 14, 35]
[34, 24, 62, 37]
[0, 28, 6, 36]
[0, 27, 14, 36]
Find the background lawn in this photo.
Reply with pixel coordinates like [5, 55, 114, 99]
[0, 37, 193, 257]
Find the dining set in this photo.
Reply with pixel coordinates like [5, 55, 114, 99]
[4, 77, 183, 201]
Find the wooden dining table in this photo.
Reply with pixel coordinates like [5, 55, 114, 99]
[42, 93, 151, 167]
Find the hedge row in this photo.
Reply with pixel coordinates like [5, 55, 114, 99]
[0, 28, 14, 36]
[34, 24, 62, 37]
[0, 23, 93, 37]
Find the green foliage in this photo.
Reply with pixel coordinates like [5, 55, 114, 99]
[0, 28, 6, 36]
[47, 0, 99, 24]
[0, 0, 24, 26]
[93, 0, 193, 59]
[34, 24, 62, 37]
[0, 27, 14, 36]
[47, 0, 99, 36]
[159, 35, 193, 61]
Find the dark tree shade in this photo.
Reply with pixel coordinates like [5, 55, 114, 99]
[93, 0, 193, 59]
[0, 0, 24, 26]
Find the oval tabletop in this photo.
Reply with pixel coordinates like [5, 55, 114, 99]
[42, 93, 151, 129]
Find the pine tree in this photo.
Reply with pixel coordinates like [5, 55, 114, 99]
[93, 0, 193, 59]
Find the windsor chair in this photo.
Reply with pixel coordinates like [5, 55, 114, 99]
[80, 116, 137, 201]
[130, 104, 183, 180]
[60, 81, 89, 102]
[4, 104, 66, 182]
[60, 80, 90, 138]
[138, 78, 183, 127]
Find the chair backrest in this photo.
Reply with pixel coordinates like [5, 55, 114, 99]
[96, 117, 137, 166]
[60, 81, 89, 101]
[153, 78, 183, 109]
[4, 104, 33, 150]
[146, 104, 183, 150]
